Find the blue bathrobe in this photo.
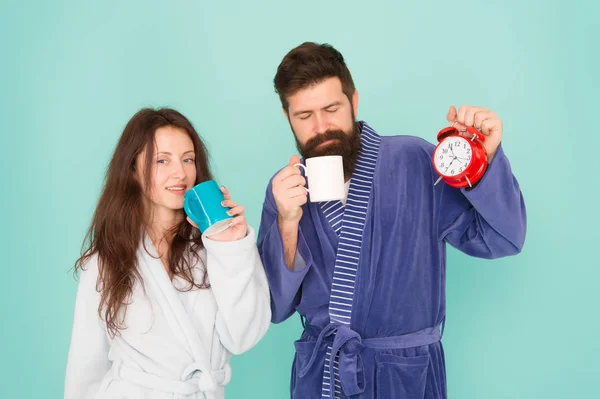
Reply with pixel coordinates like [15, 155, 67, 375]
[257, 122, 526, 399]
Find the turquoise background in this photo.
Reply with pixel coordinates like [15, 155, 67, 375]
[1, 0, 598, 397]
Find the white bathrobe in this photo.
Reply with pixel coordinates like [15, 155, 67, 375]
[64, 227, 271, 399]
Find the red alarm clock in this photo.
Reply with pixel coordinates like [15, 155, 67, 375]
[432, 125, 488, 188]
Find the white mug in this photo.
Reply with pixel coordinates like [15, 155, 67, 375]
[295, 155, 345, 202]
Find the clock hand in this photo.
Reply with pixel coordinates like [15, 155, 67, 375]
[444, 158, 456, 173]
[456, 157, 467, 167]
[449, 145, 456, 157]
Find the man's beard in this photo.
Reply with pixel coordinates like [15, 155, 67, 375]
[295, 122, 362, 180]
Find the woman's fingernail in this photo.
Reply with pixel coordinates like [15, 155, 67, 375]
[221, 201, 227, 206]
[226, 210, 233, 216]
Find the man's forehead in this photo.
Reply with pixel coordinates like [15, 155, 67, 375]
[288, 78, 347, 111]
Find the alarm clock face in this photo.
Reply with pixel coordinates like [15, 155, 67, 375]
[434, 136, 473, 177]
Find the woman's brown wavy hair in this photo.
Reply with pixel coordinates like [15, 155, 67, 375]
[74, 108, 212, 337]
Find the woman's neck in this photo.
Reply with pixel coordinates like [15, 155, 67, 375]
[146, 207, 184, 248]
[145, 208, 184, 280]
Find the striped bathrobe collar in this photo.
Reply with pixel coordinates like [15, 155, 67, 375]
[318, 121, 381, 398]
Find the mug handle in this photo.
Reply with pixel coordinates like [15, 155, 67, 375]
[293, 163, 310, 193]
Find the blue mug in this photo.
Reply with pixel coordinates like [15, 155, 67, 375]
[183, 180, 233, 236]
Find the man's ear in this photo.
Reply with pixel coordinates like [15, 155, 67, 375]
[352, 90, 359, 117]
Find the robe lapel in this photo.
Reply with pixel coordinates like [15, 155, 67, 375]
[320, 200, 345, 236]
[136, 237, 213, 375]
[321, 122, 381, 399]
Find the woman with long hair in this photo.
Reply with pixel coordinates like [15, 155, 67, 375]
[64, 108, 270, 399]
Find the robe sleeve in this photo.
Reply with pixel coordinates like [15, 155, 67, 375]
[437, 144, 527, 258]
[203, 227, 271, 355]
[64, 256, 111, 399]
[257, 179, 314, 323]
